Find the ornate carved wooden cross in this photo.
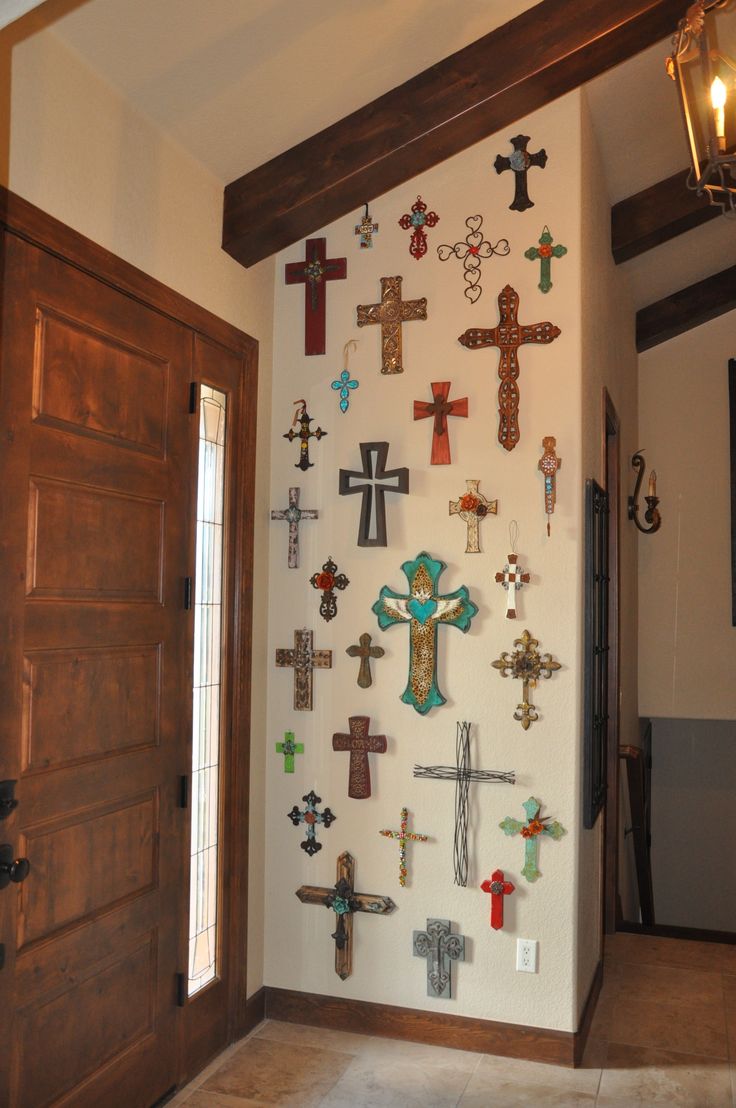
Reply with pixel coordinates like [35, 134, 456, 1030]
[499, 797, 566, 882]
[271, 487, 318, 569]
[495, 553, 530, 618]
[413, 918, 466, 999]
[525, 226, 567, 293]
[458, 286, 560, 452]
[372, 552, 477, 715]
[413, 381, 468, 465]
[480, 869, 515, 930]
[449, 479, 498, 554]
[285, 237, 347, 355]
[287, 789, 336, 857]
[494, 134, 548, 211]
[332, 715, 387, 800]
[491, 628, 561, 729]
[283, 400, 327, 471]
[346, 632, 384, 689]
[379, 807, 428, 887]
[275, 730, 304, 773]
[275, 628, 332, 711]
[296, 851, 396, 980]
[398, 195, 440, 260]
[339, 441, 409, 547]
[356, 275, 427, 374]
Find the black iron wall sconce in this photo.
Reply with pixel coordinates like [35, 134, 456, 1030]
[628, 451, 661, 534]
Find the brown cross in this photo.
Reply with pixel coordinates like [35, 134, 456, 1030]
[275, 628, 332, 711]
[494, 134, 547, 212]
[413, 381, 468, 465]
[332, 715, 387, 799]
[345, 632, 385, 689]
[285, 237, 347, 356]
[357, 275, 427, 374]
[458, 285, 560, 452]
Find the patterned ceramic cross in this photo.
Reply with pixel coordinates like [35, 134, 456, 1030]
[499, 797, 566, 882]
[271, 487, 318, 569]
[413, 381, 468, 465]
[285, 237, 347, 355]
[495, 553, 530, 618]
[356, 275, 427, 374]
[287, 789, 336, 856]
[332, 715, 387, 800]
[310, 556, 349, 622]
[491, 628, 561, 729]
[413, 918, 466, 999]
[398, 195, 440, 260]
[339, 441, 409, 547]
[449, 479, 498, 554]
[275, 628, 332, 712]
[524, 226, 567, 293]
[283, 400, 327, 471]
[480, 869, 515, 930]
[345, 632, 385, 689]
[379, 807, 429, 887]
[494, 134, 547, 211]
[275, 731, 304, 773]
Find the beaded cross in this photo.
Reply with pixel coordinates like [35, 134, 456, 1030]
[499, 797, 565, 882]
[398, 195, 440, 260]
[379, 807, 429, 887]
[538, 436, 562, 536]
[287, 789, 336, 856]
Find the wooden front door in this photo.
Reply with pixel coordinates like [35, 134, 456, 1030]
[0, 233, 196, 1107]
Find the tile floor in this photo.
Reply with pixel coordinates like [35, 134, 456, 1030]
[171, 934, 736, 1107]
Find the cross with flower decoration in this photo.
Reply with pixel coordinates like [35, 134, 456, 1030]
[310, 556, 349, 622]
[499, 797, 565, 882]
[287, 789, 336, 856]
[275, 730, 304, 773]
[480, 869, 515, 929]
[449, 480, 498, 554]
[399, 195, 440, 260]
[524, 226, 567, 294]
[379, 806, 429, 887]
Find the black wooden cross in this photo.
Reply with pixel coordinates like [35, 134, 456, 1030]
[283, 400, 327, 471]
[285, 237, 347, 355]
[494, 134, 547, 212]
[339, 441, 409, 547]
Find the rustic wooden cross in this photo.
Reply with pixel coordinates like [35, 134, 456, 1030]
[285, 237, 347, 355]
[339, 441, 409, 547]
[449, 479, 498, 554]
[414, 720, 515, 886]
[332, 715, 387, 800]
[275, 731, 304, 773]
[495, 553, 530, 618]
[480, 869, 515, 930]
[413, 381, 468, 465]
[372, 552, 477, 715]
[494, 134, 547, 211]
[271, 486, 318, 569]
[499, 797, 566, 882]
[539, 436, 562, 536]
[356, 275, 427, 374]
[525, 225, 567, 293]
[398, 195, 440, 260]
[296, 851, 395, 980]
[287, 789, 336, 857]
[413, 918, 466, 999]
[458, 285, 561, 452]
[275, 628, 332, 712]
[283, 400, 327, 471]
[379, 807, 429, 887]
[345, 632, 384, 689]
[491, 628, 561, 730]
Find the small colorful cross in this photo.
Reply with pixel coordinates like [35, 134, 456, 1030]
[449, 479, 498, 554]
[346, 632, 385, 689]
[275, 731, 304, 773]
[539, 436, 562, 536]
[480, 869, 515, 930]
[355, 203, 379, 248]
[495, 552, 530, 618]
[379, 807, 429, 887]
[524, 226, 567, 293]
[283, 400, 327, 472]
[399, 195, 440, 259]
[499, 797, 565, 882]
[310, 555, 349, 622]
[287, 789, 336, 856]
[413, 381, 468, 466]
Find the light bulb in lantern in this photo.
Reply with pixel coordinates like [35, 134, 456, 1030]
[711, 76, 727, 151]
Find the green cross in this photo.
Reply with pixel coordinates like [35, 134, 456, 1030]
[499, 796, 565, 882]
[275, 731, 304, 773]
[524, 226, 567, 294]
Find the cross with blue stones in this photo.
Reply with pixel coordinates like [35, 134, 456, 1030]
[287, 789, 336, 856]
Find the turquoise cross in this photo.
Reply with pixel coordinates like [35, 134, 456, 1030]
[331, 368, 359, 413]
[524, 226, 567, 294]
[372, 551, 477, 715]
[499, 796, 565, 882]
[275, 731, 304, 773]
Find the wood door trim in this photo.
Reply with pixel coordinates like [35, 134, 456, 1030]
[601, 389, 621, 935]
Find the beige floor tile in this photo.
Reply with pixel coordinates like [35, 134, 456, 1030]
[319, 1049, 480, 1107]
[606, 933, 736, 975]
[252, 1019, 370, 1056]
[608, 991, 728, 1059]
[617, 960, 724, 1004]
[200, 1036, 351, 1106]
[457, 1052, 599, 1106]
[597, 1042, 732, 1107]
[184, 1092, 266, 1107]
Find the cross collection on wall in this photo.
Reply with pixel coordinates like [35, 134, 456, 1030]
[272, 138, 571, 991]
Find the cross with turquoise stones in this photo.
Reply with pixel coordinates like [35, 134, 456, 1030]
[524, 226, 567, 294]
[372, 551, 478, 715]
[499, 796, 566, 883]
[275, 731, 304, 773]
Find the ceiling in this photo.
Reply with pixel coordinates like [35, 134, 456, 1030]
[27, 0, 736, 311]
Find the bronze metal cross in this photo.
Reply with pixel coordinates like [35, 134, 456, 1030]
[413, 381, 468, 465]
[332, 715, 387, 799]
[346, 632, 384, 689]
[357, 275, 427, 374]
[275, 628, 332, 711]
[491, 628, 561, 729]
[494, 134, 547, 211]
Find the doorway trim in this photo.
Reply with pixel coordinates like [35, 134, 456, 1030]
[601, 388, 621, 935]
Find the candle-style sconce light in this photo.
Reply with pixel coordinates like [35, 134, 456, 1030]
[628, 451, 661, 534]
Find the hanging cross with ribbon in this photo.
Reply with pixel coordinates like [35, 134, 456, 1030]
[491, 628, 561, 729]
[285, 237, 347, 355]
[494, 134, 548, 211]
[275, 628, 332, 711]
[449, 479, 498, 554]
[271, 487, 318, 569]
[525, 226, 567, 293]
[398, 195, 440, 260]
[275, 731, 304, 773]
[287, 789, 336, 857]
[379, 807, 429, 887]
[283, 400, 327, 472]
[413, 381, 468, 465]
[356, 275, 427, 374]
[495, 524, 530, 618]
[413, 918, 466, 999]
[332, 715, 387, 800]
[339, 441, 409, 547]
[345, 632, 384, 689]
[480, 869, 515, 930]
[499, 797, 566, 882]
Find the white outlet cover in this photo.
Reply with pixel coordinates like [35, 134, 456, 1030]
[516, 938, 539, 973]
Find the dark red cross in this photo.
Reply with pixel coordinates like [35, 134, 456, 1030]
[480, 868, 515, 930]
[285, 237, 347, 356]
[413, 381, 468, 466]
[398, 196, 440, 260]
[332, 715, 387, 800]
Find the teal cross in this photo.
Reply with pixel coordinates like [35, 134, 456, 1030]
[499, 796, 565, 882]
[275, 731, 304, 773]
[331, 368, 359, 413]
[524, 226, 567, 294]
[372, 551, 477, 715]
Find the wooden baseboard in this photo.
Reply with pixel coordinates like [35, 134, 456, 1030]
[573, 960, 604, 1066]
[241, 986, 266, 1039]
[618, 921, 736, 945]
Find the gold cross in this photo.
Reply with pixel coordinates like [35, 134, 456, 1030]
[357, 275, 427, 374]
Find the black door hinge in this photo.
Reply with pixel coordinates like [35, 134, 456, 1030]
[178, 775, 189, 810]
[0, 944, 5, 971]
[184, 577, 193, 610]
[188, 382, 197, 414]
[176, 972, 187, 1007]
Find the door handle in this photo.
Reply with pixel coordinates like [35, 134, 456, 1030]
[0, 843, 30, 890]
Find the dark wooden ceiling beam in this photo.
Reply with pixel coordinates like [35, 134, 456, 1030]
[612, 168, 721, 264]
[636, 263, 736, 351]
[223, 0, 685, 268]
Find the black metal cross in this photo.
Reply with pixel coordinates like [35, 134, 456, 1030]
[339, 441, 409, 547]
[494, 134, 547, 212]
[283, 400, 327, 472]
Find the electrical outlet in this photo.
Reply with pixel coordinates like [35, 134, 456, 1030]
[516, 938, 539, 973]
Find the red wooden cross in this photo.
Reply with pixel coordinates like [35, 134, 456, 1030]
[458, 285, 560, 452]
[285, 237, 347, 356]
[413, 381, 468, 465]
[332, 715, 387, 800]
[480, 868, 515, 930]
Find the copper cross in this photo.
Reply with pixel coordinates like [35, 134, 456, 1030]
[332, 715, 387, 799]
[413, 381, 468, 465]
[494, 134, 547, 211]
[357, 275, 427, 374]
[285, 237, 347, 356]
[345, 632, 384, 689]
[275, 628, 332, 712]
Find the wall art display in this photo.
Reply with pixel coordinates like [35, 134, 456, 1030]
[413, 918, 466, 1000]
[413, 720, 515, 886]
[372, 552, 478, 715]
[491, 628, 561, 730]
[494, 134, 548, 211]
[332, 715, 387, 800]
[275, 628, 332, 712]
[356, 275, 427, 374]
[355, 203, 379, 248]
[458, 286, 561, 452]
[276, 731, 304, 773]
[499, 797, 566, 882]
[285, 236, 347, 355]
[283, 400, 327, 471]
[449, 479, 498, 554]
[346, 632, 385, 689]
[287, 789, 336, 856]
[480, 869, 515, 930]
[413, 381, 468, 465]
[525, 225, 567, 293]
[339, 441, 409, 547]
[310, 556, 349, 622]
[379, 807, 429, 887]
[331, 339, 359, 414]
[270, 487, 318, 569]
[399, 195, 440, 260]
[296, 851, 396, 980]
[538, 436, 562, 536]
[437, 214, 510, 304]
